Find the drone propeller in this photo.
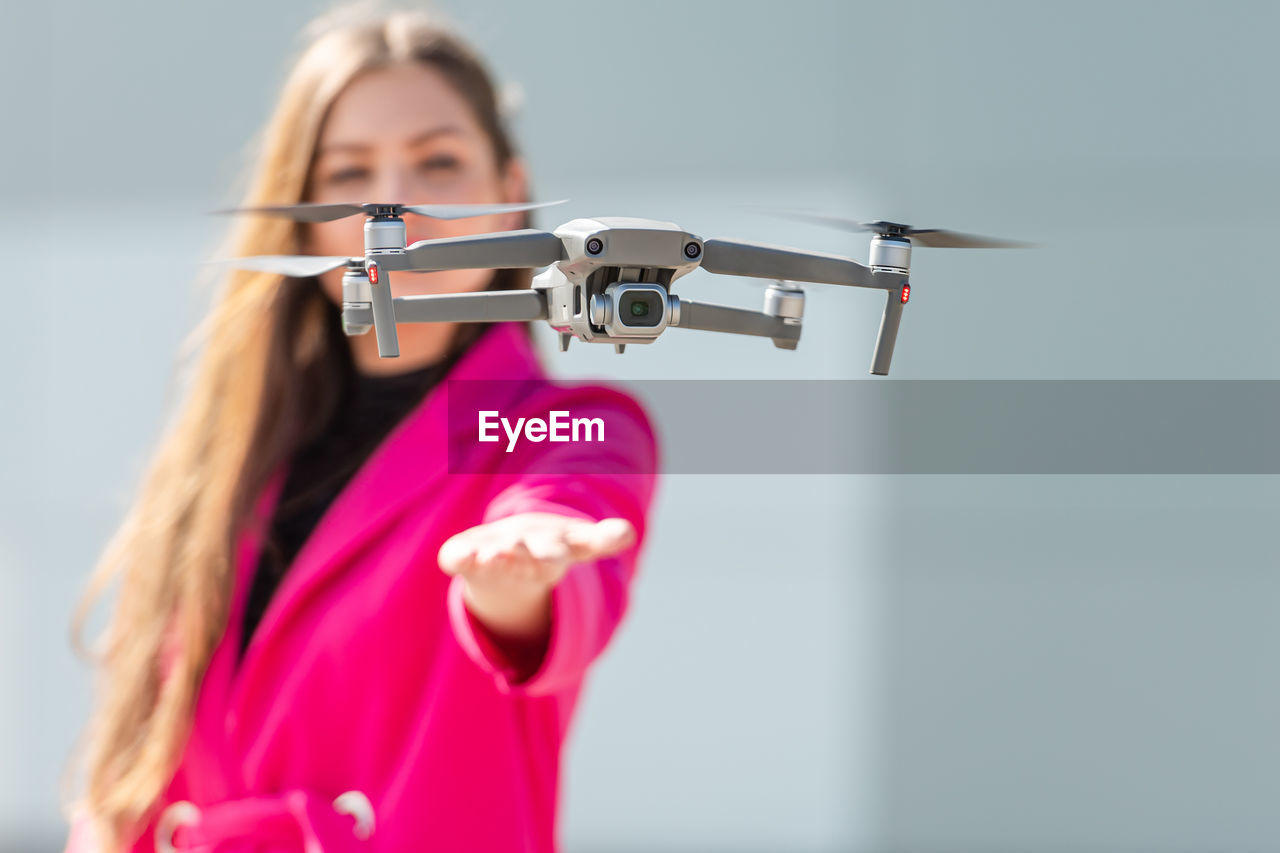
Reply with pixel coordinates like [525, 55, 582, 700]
[216, 199, 568, 223]
[216, 254, 357, 277]
[753, 208, 1031, 248]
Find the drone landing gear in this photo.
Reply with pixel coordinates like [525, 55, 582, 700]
[870, 281, 908, 376]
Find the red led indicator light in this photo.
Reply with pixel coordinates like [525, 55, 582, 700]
[367, 262, 379, 284]
[900, 283, 910, 304]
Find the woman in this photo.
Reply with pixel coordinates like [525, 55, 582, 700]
[63, 7, 659, 852]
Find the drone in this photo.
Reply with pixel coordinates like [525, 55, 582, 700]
[223, 199, 1025, 375]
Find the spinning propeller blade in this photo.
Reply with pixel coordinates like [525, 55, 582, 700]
[218, 255, 355, 277]
[215, 203, 365, 223]
[752, 208, 1032, 248]
[401, 199, 568, 219]
[218, 199, 568, 222]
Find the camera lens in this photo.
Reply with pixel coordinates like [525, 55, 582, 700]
[586, 237, 604, 255]
[618, 290, 663, 327]
[684, 241, 701, 259]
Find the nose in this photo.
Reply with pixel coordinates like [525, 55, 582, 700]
[373, 153, 433, 204]
[375, 168, 413, 207]
[374, 166, 437, 246]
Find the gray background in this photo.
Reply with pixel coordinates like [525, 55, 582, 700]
[2, 0, 1278, 850]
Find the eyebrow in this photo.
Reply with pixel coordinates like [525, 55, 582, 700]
[317, 125, 468, 156]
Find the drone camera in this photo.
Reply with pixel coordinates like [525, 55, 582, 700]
[619, 288, 664, 327]
[589, 282, 673, 337]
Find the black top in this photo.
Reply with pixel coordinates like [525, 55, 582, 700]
[237, 323, 490, 662]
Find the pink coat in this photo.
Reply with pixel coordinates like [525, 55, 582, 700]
[65, 322, 660, 852]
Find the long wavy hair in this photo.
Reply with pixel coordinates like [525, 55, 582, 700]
[64, 6, 537, 849]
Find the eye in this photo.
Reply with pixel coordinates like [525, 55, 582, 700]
[326, 167, 370, 184]
[418, 155, 460, 172]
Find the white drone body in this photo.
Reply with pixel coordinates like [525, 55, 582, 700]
[537, 217, 702, 350]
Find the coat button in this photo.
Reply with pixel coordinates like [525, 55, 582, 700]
[333, 790, 376, 840]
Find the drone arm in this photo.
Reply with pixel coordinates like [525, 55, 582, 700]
[391, 290, 549, 324]
[700, 238, 884, 290]
[382, 229, 566, 272]
[671, 298, 801, 347]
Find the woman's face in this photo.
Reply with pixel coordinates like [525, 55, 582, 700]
[303, 62, 527, 305]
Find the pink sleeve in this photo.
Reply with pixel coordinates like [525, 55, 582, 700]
[446, 387, 660, 697]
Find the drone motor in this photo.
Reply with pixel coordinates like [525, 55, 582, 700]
[763, 282, 804, 350]
[341, 262, 375, 336]
[869, 234, 912, 274]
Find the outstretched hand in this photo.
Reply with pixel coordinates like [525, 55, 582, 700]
[438, 511, 637, 591]
[438, 512, 637, 650]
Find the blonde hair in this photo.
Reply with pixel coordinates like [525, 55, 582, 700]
[65, 5, 534, 849]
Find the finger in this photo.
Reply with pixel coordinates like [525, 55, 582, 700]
[519, 532, 571, 584]
[506, 538, 545, 583]
[438, 536, 479, 576]
[522, 529, 571, 566]
[473, 539, 513, 578]
[562, 518, 636, 561]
